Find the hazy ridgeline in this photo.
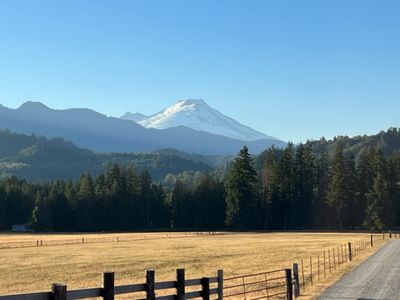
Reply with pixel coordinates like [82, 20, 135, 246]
[1, 129, 400, 232]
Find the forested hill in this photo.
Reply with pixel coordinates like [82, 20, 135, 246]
[0, 130, 213, 181]
[255, 128, 400, 169]
[308, 128, 400, 161]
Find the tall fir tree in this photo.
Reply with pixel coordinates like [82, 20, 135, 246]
[225, 146, 261, 229]
[326, 145, 348, 229]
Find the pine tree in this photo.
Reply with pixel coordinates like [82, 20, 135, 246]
[261, 147, 279, 229]
[343, 154, 357, 228]
[0, 186, 6, 229]
[326, 145, 348, 229]
[140, 169, 153, 229]
[169, 180, 192, 228]
[225, 146, 261, 229]
[293, 144, 315, 228]
[363, 173, 387, 230]
[363, 149, 392, 229]
[313, 151, 329, 228]
[193, 174, 226, 229]
[271, 143, 295, 229]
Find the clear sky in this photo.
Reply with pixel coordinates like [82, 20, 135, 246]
[0, 0, 399, 142]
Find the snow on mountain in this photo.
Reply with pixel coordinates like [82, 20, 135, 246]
[135, 99, 276, 142]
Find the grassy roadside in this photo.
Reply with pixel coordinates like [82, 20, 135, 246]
[297, 238, 388, 299]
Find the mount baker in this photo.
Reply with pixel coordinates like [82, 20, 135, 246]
[0, 99, 285, 155]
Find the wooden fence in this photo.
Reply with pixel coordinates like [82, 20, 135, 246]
[224, 269, 292, 300]
[0, 269, 223, 300]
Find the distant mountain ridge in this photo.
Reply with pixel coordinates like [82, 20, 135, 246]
[122, 99, 276, 142]
[120, 112, 148, 122]
[0, 130, 214, 182]
[0, 101, 285, 155]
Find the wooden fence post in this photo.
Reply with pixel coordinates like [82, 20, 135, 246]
[102, 272, 114, 300]
[146, 270, 155, 300]
[293, 263, 300, 297]
[286, 269, 293, 300]
[332, 248, 336, 270]
[309, 257, 313, 285]
[176, 269, 185, 300]
[201, 277, 210, 300]
[52, 284, 67, 300]
[217, 270, 224, 300]
[328, 250, 331, 274]
[371, 235, 373, 247]
[301, 259, 305, 292]
[390, 230, 392, 239]
[348, 242, 352, 262]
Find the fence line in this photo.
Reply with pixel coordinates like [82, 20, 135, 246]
[0, 269, 223, 300]
[0, 232, 222, 250]
[292, 232, 392, 296]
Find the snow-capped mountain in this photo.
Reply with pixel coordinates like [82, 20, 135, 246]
[127, 99, 277, 142]
[0, 101, 286, 155]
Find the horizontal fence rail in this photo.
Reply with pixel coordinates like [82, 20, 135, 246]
[0, 269, 223, 300]
[224, 269, 291, 300]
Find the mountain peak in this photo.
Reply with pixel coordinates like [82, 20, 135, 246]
[137, 99, 277, 142]
[178, 99, 207, 106]
[18, 101, 50, 111]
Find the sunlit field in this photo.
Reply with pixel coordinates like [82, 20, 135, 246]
[0, 232, 382, 297]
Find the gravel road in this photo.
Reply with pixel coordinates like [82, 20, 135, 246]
[318, 240, 400, 300]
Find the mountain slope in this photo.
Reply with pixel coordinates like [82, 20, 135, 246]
[120, 112, 148, 122]
[0, 130, 213, 181]
[0, 102, 285, 155]
[134, 99, 277, 142]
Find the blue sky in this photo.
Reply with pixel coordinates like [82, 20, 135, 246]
[0, 0, 399, 142]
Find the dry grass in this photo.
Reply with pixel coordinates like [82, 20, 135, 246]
[0, 232, 383, 298]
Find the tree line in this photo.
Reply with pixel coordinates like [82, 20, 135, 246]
[0, 144, 399, 231]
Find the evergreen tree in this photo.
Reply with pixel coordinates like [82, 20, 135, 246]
[169, 180, 192, 228]
[343, 154, 358, 228]
[313, 151, 329, 228]
[225, 146, 261, 229]
[75, 173, 95, 231]
[326, 145, 348, 229]
[293, 144, 315, 228]
[193, 174, 226, 229]
[140, 169, 153, 229]
[363, 173, 387, 230]
[0, 186, 6, 229]
[260, 147, 279, 229]
[271, 144, 295, 229]
[150, 183, 168, 228]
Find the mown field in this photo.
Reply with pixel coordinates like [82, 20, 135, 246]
[0, 232, 381, 298]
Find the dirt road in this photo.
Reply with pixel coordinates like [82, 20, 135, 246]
[318, 240, 400, 300]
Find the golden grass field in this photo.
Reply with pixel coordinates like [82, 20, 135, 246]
[0, 232, 385, 299]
